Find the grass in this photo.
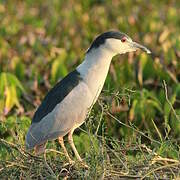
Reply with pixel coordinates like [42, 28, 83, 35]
[0, 120, 180, 179]
[0, 103, 180, 179]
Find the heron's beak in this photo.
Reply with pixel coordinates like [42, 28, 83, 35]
[131, 41, 151, 54]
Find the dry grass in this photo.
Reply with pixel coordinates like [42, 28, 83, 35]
[1, 116, 180, 180]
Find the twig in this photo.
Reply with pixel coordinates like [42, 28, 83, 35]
[152, 156, 180, 164]
[0, 138, 42, 160]
[44, 150, 57, 179]
[106, 112, 161, 145]
[104, 143, 129, 173]
[141, 162, 180, 180]
[0, 161, 29, 172]
[45, 148, 64, 155]
[107, 170, 141, 178]
[0, 138, 28, 157]
[95, 100, 104, 136]
[141, 144, 180, 164]
[151, 119, 163, 142]
[136, 143, 158, 180]
[163, 80, 180, 121]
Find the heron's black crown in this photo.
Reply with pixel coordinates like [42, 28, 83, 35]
[87, 31, 129, 53]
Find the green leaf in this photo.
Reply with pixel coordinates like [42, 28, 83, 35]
[0, 72, 25, 114]
[6, 73, 25, 92]
[51, 50, 68, 84]
[164, 92, 176, 120]
[0, 72, 7, 96]
[129, 99, 138, 121]
[147, 99, 163, 113]
[5, 116, 16, 130]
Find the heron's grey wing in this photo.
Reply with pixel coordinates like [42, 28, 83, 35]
[26, 69, 82, 149]
[32, 69, 82, 123]
[26, 69, 93, 149]
[26, 82, 92, 149]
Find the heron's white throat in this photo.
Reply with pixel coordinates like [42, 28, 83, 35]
[77, 48, 115, 102]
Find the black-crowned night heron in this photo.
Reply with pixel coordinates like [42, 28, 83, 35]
[26, 31, 151, 166]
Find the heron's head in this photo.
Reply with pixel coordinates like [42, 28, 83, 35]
[87, 31, 151, 55]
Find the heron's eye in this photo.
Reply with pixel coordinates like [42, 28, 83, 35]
[121, 37, 126, 43]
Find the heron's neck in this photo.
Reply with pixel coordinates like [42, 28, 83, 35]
[77, 48, 115, 97]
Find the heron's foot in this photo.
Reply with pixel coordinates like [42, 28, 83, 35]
[69, 159, 75, 165]
[79, 161, 89, 169]
[63, 159, 75, 167]
[67, 132, 88, 169]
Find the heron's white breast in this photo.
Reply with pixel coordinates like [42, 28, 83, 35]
[77, 48, 113, 104]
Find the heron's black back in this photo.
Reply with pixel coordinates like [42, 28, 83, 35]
[32, 69, 82, 123]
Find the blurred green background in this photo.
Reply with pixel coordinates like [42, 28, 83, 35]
[0, 0, 180, 164]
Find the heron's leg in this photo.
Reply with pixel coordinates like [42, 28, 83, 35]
[58, 137, 73, 163]
[68, 130, 89, 168]
[68, 130, 82, 162]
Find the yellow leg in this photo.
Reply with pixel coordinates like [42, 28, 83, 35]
[68, 131, 82, 161]
[58, 137, 73, 164]
[68, 130, 88, 168]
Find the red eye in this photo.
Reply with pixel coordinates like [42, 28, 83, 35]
[121, 37, 126, 43]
